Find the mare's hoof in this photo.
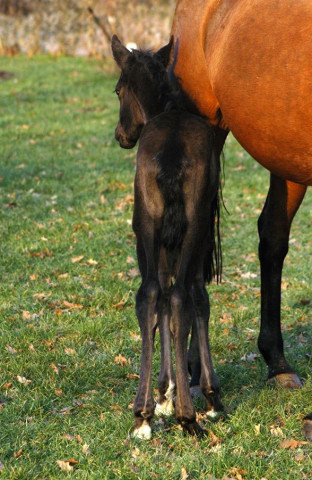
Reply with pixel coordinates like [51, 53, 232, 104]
[182, 421, 206, 437]
[268, 372, 303, 389]
[132, 419, 152, 440]
[303, 414, 312, 441]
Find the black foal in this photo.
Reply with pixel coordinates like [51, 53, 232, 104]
[112, 35, 223, 439]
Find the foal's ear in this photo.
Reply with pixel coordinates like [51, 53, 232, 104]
[111, 35, 131, 69]
[155, 36, 174, 68]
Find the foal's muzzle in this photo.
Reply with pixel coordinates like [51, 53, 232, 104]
[115, 123, 137, 149]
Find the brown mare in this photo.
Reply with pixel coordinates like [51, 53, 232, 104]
[171, 0, 312, 438]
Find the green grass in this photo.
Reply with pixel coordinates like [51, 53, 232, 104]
[0, 55, 311, 480]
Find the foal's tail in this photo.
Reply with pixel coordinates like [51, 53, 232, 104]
[156, 149, 187, 251]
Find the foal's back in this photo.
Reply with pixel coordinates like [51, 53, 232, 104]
[133, 110, 219, 277]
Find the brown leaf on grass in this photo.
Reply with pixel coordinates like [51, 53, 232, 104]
[22, 310, 31, 320]
[130, 331, 141, 342]
[58, 273, 69, 279]
[62, 434, 74, 441]
[227, 467, 247, 480]
[50, 363, 59, 374]
[3, 382, 13, 389]
[64, 347, 77, 356]
[30, 248, 53, 258]
[56, 460, 74, 472]
[86, 258, 98, 265]
[181, 466, 188, 480]
[112, 300, 126, 310]
[209, 430, 222, 447]
[71, 255, 84, 263]
[13, 449, 22, 458]
[114, 354, 129, 366]
[279, 438, 309, 449]
[63, 300, 83, 309]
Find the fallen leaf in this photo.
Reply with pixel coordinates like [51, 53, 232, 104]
[280, 438, 309, 449]
[3, 382, 13, 389]
[82, 443, 91, 455]
[63, 300, 83, 309]
[270, 425, 284, 437]
[114, 354, 129, 366]
[87, 258, 98, 265]
[22, 310, 31, 320]
[130, 331, 141, 342]
[181, 466, 188, 480]
[50, 363, 59, 374]
[64, 347, 77, 356]
[71, 255, 84, 263]
[16, 376, 32, 385]
[58, 273, 69, 279]
[56, 460, 74, 472]
[255, 424, 261, 436]
[6, 345, 17, 355]
[209, 430, 222, 447]
[13, 449, 22, 458]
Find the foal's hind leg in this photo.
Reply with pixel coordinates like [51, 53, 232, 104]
[155, 250, 175, 417]
[257, 175, 306, 388]
[192, 279, 223, 417]
[170, 284, 205, 436]
[132, 235, 160, 439]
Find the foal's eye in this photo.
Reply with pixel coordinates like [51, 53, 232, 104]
[115, 88, 120, 96]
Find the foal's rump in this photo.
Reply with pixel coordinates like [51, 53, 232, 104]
[134, 111, 220, 276]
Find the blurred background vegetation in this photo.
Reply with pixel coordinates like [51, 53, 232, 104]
[0, 0, 175, 57]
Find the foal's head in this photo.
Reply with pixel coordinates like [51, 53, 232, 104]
[111, 35, 173, 148]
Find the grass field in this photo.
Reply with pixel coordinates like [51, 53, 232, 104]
[0, 55, 311, 480]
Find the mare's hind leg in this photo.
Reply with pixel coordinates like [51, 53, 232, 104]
[192, 279, 223, 417]
[257, 174, 306, 387]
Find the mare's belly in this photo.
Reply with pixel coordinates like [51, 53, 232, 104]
[209, 0, 312, 185]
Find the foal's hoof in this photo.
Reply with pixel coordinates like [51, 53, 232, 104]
[182, 421, 206, 437]
[132, 419, 152, 440]
[155, 399, 175, 417]
[303, 414, 312, 441]
[268, 372, 303, 389]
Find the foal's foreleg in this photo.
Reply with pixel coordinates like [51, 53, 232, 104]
[257, 175, 306, 388]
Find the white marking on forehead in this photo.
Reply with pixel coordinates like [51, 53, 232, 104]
[132, 420, 152, 440]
